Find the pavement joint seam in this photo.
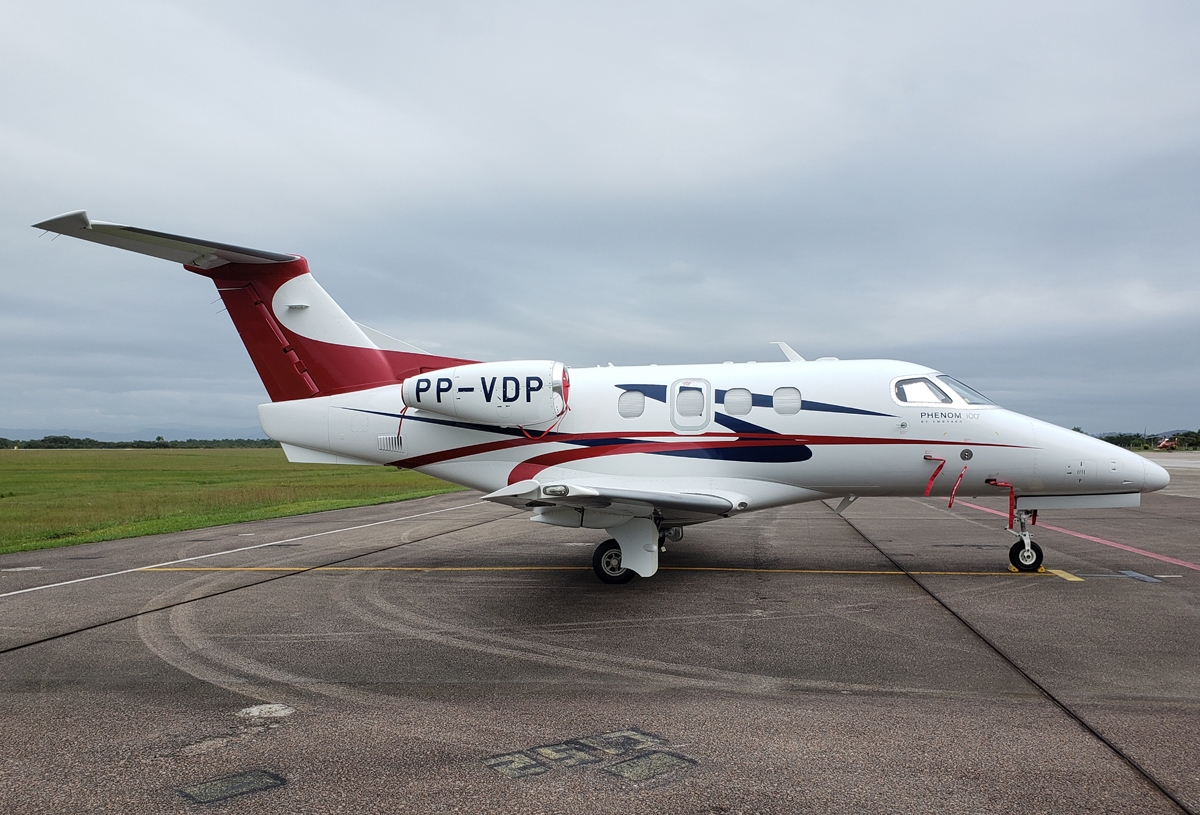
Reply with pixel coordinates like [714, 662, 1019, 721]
[0, 507, 520, 657]
[832, 506, 1196, 815]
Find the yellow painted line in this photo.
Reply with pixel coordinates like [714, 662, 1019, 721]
[140, 566, 588, 572]
[1048, 569, 1084, 582]
[141, 566, 1043, 577]
[662, 567, 1019, 576]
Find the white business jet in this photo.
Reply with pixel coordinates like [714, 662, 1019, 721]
[34, 212, 1170, 583]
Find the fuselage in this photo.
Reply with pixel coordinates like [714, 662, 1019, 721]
[259, 357, 1169, 514]
[35, 212, 1172, 578]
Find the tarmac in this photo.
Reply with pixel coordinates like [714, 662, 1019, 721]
[1, 451, 1197, 814]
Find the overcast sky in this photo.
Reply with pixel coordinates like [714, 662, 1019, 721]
[2, 1, 1197, 438]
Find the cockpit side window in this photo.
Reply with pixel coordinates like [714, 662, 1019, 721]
[936, 375, 994, 406]
[894, 377, 952, 404]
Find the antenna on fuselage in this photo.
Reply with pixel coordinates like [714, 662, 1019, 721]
[770, 342, 805, 362]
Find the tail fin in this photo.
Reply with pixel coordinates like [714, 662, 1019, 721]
[33, 211, 471, 401]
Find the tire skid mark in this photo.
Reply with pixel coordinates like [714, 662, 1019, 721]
[132, 511, 519, 706]
[135, 564, 380, 706]
[338, 575, 939, 697]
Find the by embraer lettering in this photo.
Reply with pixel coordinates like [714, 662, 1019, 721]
[413, 375, 544, 403]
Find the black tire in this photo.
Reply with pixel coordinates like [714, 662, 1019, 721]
[593, 539, 634, 584]
[1009, 540, 1044, 572]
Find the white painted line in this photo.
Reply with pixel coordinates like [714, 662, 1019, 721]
[0, 501, 485, 600]
[1, 566, 43, 572]
[1155, 575, 1183, 579]
[236, 703, 294, 718]
[1120, 570, 1162, 583]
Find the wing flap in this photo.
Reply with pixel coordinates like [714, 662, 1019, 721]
[482, 480, 736, 516]
[33, 210, 296, 269]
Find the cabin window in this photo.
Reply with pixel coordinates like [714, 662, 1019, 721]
[773, 387, 802, 415]
[676, 386, 705, 417]
[936, 375, 994, 406]
[617, 389, 645, 418]
[724, 388, 753, 416]
[894, 377, 952, 404]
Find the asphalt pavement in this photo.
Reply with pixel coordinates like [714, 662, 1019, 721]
[1, 460, 1198, 814]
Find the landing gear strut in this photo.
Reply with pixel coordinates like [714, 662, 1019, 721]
[1008, 509, 1044, 572]
[592, 539, 634, 584]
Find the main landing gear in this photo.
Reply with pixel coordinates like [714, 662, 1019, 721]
[592, 539, 634, 584]
[591, 526, 682, 584]
[1008, 509, 1044, 572]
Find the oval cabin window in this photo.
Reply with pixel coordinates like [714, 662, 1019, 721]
[724, 388, 752, 416]
[617, 389, 645, 418]
[773, 387, 802, 415]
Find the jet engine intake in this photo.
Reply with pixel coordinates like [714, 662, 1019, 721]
[401, 360, 569, 428]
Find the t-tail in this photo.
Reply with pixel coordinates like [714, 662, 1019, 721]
[32, 211, 472, 400]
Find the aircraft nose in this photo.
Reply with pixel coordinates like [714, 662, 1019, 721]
[1142, 457, 1170, 492]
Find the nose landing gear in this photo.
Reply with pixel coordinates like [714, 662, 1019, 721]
[987, 478, 1045, 572]
[1009, 537, 1044, 572]
[1008, 509, 1044, 572]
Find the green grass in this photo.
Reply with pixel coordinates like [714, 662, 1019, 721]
[0, 448, 464, 555]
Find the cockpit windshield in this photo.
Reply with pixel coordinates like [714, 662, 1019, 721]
[894, 378, 952, 404]
[936, 375, 995, 406]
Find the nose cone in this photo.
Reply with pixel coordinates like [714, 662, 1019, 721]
[1142, 457, 1170, 492]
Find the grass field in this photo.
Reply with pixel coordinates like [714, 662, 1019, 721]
[0, 448, 464, 555]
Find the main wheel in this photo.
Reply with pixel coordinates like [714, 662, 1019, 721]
[1009, 540, 1044, 572]
[592, 539, 634, 584]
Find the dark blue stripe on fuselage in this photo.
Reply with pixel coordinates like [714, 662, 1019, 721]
[711, 412, 777, 435]
[800, 400, 893, 417]
[651, 444, 813, 463]
[616, 383, 668, 402]
[714, 389, 774, 408]
[339, 408, 532, 439]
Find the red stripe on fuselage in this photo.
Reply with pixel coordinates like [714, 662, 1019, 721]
[392, 426, 1026, 481]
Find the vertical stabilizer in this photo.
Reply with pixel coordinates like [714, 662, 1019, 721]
[34, 211, 473, 400]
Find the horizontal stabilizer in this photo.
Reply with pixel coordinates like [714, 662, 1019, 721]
[280, 443, 377, 466]
[33, 210, 296, 270]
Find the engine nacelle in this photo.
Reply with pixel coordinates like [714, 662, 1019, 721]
[401, 360, 569, 428]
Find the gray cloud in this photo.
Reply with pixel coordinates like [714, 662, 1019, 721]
[2, 1, 1198, 437]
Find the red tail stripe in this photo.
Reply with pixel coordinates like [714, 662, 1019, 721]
[195, 257, 473, 400]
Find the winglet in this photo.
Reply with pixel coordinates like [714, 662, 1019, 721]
[770, 342, 805, 362]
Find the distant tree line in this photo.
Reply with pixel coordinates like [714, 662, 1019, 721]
[1, 435, 280, 450]
[1099, 430, 1200, 450]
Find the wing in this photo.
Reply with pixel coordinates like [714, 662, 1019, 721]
[33, 210, 295, 270]
[483, 479, 745, 525]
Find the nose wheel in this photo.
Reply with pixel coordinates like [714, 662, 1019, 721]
[592, 539, 635, 584]
[1009, 539, 1043, 572]
[1008, 507, 1044, 572]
